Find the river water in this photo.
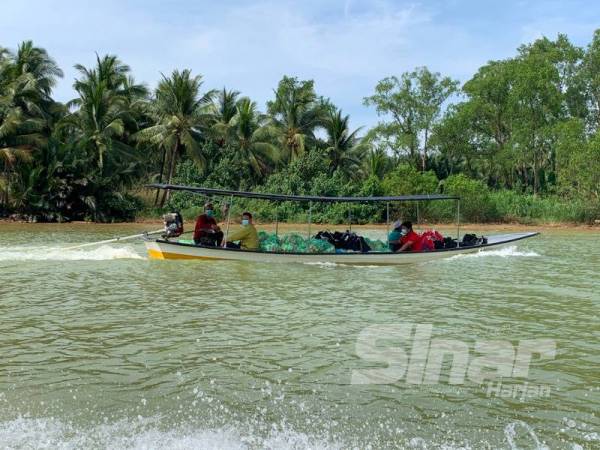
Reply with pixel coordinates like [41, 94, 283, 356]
[0, 224, 598, 449]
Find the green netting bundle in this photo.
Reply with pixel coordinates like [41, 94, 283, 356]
[259, 232, 282, 252]
[280, 233, 307, 253]
[181, 231, 377, 254]
[365, 238, 389, 252]
[307, 238, 336, 253]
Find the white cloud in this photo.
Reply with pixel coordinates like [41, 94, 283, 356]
[1, 0, 598, 129]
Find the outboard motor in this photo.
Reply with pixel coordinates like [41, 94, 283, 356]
[162, 212, 183, 239]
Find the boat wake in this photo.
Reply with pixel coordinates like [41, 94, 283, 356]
[303, 261, 381, 269]
[0, 244, 144, 261]
[448, 245, 540, 260]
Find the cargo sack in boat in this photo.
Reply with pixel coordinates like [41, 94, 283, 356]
[443, 237, 458, 248]
[342, 232, 371, 253]
[461, 234, 487, 247]
[315, 230, 371, 253]
[419, 230, 444, 251]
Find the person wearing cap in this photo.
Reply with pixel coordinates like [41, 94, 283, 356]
[223, 212, 259, 250]
[388, 220, 404, 252]
[193, 202, 223, 246]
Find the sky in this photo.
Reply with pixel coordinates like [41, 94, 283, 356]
[1, 0, 599, 128]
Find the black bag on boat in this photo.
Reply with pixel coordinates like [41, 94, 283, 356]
[462, 234, 478, 246]
[443, 237, 457, 248]
[315, 230, 371, 253]
[461, 234, 488, 247]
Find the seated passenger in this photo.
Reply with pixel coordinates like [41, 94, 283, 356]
[388, 220, 403, 252]
[193, 202, 223, 246]
[223, 212, 259, 250]
[395, 221, 423, 252]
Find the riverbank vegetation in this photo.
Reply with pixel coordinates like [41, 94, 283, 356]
[1, 32, 599, 224]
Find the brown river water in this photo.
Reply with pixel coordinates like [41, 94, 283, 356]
[0, 223, 598, 449]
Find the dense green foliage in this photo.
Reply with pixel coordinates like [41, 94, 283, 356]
[1, 33, 599, 223]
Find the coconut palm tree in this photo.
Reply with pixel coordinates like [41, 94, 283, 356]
[60, 54, 147, 173]
[0, 41, 63, 206]
[231, 97, 279, 182]
[266, 76, 327, 162]
[135, 69, 215, 206]
[363, 146, 391, 179]
[323, 109, 365, 178]
[210, 87, 240, 147]
[0, 41, 63, 148]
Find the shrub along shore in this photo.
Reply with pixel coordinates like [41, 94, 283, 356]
[1, 32, 599, 224]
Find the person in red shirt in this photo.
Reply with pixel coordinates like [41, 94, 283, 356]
[193, 202, 223, 246]
[396, 221, 424, 252]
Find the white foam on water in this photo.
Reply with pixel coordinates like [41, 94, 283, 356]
[0, 244, 144, 261]
[449, 246, 540, 260]
[0, 417, 341, 450]
[303, 261, 381, 269]
[504, 421, 549, 450]
[2, 415, 553, 449]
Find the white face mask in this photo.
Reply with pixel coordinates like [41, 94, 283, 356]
[400, 228, 408, 236]
[241, 219, 249, 226]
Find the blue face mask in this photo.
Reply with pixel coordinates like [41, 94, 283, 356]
[205, 210, 214, 217]
[241, 219, 249, 226]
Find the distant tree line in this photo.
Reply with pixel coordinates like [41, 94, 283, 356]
[1, 32, 599, 223]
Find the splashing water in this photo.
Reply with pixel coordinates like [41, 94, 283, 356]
[302, 261, 381, 269]
[449, 245, 540, 260]
[504, 421, 550, 450]
[0, 416, 342, 450]
[0, 244, 143, 261]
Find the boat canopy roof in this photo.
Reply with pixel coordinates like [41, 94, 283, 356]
[147, 184, 459, 203]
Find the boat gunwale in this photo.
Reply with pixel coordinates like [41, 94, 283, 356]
[152, 232, 539, 256]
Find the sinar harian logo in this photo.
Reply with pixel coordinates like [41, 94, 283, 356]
[351, 323, 556, 386]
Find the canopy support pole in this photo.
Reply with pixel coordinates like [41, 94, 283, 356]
[348, 207, 352, 232]
[456, 199, 461, 248]
[224, 194, 234, 244]
[386, 202, 390, 249]
[275, 205, 279, 238]
[307, 201, 312, 241]
[416, 201, 420, 226]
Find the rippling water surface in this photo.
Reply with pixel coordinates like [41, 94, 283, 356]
[0, 224, 598, 449]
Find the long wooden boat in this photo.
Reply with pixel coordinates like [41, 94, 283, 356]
[145, 184, 539, 265]
[145, 232, 539, 264]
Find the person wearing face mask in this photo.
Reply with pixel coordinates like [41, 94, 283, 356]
[388, 220, 404, 252]
[395, 221, 423, 252]
[193, 202, 223, 246]
[223, 212, 259, 250]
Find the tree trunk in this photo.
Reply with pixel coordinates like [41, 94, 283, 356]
[533, 152, 539, 195]
[159, 140, 179, 207]
[421, 129, 429, 172]
[154, 146, 167, 206]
